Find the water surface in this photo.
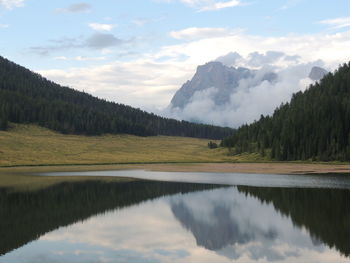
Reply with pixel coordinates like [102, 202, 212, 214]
[1, 172, 350, 262]
[45, 169, 350, 189]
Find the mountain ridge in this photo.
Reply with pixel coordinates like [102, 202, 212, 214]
[0, 55, 233, 139]
[170, 61, 327, 110]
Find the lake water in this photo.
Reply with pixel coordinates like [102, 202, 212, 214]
[43, 169, 350, 189]
[1, 170, 350, 263]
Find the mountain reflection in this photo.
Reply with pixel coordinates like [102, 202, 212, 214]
[170, 186, 350, 261]
[238, 186, 350, 257]
[1, 179, 350, 263]
[0, 180, 218, 256]
[171, 201, 277, 251]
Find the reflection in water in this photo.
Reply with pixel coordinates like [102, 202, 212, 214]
[1, 181, 350, 263]
[44, 170, 350, 189]
[169, 187, 333, 262]
[171, 192, 278, 252]
[0, 180, 218, 256]
[238, 186, 350, 257]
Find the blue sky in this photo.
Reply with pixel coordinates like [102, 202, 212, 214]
[1, 0, 350, 111]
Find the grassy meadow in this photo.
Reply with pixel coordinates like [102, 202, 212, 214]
[0, 124, 269, 167]
[7, 123, 349, 191]
[0, 123, 271, 191]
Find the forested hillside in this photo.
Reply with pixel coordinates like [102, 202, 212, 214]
[222, 62, 350, 161]
[0, 56, 233, 139]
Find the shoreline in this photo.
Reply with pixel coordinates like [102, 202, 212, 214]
[2, 162, 350, 175]
[1, 162, 350, 191]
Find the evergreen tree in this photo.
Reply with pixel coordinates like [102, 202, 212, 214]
[0, 117, 7, 130]
[222, 62, 350, 161]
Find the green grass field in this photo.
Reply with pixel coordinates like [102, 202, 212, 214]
[0, 123, 269, 167]
[2, 124, 350, 191]
[0, 123, 267, 191]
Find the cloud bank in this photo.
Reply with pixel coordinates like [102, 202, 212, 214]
[164, 51, 324, 128]
[38, 27, 350, 126]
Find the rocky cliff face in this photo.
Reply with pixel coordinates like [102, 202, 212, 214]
[170, 62, 327, 110]
[309, 66, 328, 81]
[170, 61, 276, 109]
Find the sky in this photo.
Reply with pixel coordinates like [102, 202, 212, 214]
[1, 0, 350, 125]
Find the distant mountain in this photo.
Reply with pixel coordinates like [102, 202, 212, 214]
[170, 62, 277, 109]
[171, 62, 252, 108]
[222, 62, 350, 161]
[309, 66, 328, 81]
[0, 56, 233, 139]
[170, 61, 326, 110]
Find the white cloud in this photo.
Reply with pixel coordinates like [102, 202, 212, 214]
[89, 23, 115, 32]
[53, 56, 106, 61]
[132, 18, 150, 27]
[198, 0, 241, 11]
[53, 56, 68, 60]
[38, 59, 195, 110]
[319, 17, 350, 30]
[0, 0, 25, 9]
[156, 30, 350, 67]
[158, 0, 243, 11]
[30, 34, 128, 55]
[170, 27, 241, 40]
[56, 2, 91, 13]
[75, 56, 106, 61]
[38, 28, 350, 126]
[132, 16, 166, 27]
[279, 0, 302, 10]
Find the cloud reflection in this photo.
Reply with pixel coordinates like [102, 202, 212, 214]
[170, 188, 328, 261]
[1, 187, 349, 263]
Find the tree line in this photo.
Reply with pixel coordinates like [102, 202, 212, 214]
[222, 62, 350, 161]
[0, 56, 233, 139]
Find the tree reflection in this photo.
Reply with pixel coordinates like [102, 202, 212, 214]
[170, 186, 350, 261]
[238, 186, 350, 257]
[0, 180, 218, 256]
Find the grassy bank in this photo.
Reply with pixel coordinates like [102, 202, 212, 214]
[2, 124, 350, 191]
[3, 161, 350, 191]
[0, 172, 133, 192]
[0, 164, 139, 192]
[0, 123, 264, 191]
[0, 124, 270, 167]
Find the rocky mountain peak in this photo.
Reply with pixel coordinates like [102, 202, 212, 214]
[309, 66, 328, 81]
[170, 61, 271, 109]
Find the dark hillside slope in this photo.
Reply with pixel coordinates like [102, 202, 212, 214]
[222, 62, 350, 161]
[0, 56, 233, 139]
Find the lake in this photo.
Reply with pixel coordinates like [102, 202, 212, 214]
[1, 170, 350, 263]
